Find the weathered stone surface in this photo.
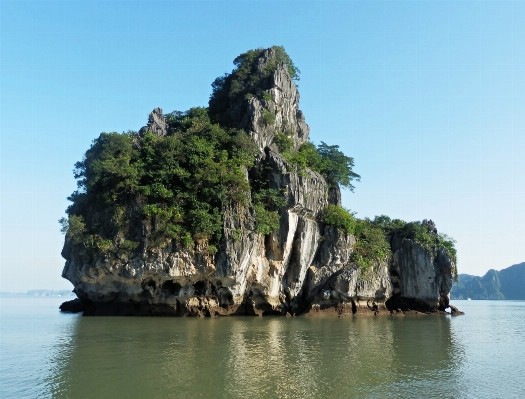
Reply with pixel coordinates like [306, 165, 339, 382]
[304, 226, 393, 314]
[388, 235, 455, 311]
[61, 48, 459, 316]
[139, 107, 168, 137]
[59, 298, 85, 313]
[232, 48, 309, 152]
[450, 304, 465, 315]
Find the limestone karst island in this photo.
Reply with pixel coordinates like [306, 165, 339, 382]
[59, 47, 462, 317]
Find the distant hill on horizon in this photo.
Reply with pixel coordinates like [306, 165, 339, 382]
[451, 262, 525, 300]
[0, 289, 76, 297]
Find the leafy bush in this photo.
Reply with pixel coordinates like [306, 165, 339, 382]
[273, 132, 294, 153]
[231, 228, 242, 242]
[252, 188, 287, 235]
[322, 209, 459, 274]
[321, 206, 391, 271]
[267, 45, 301, 81]
[370, 216, 458, 268]
[439, 233, 457, 261]
[180, 232, 193, 248]
[316, 142, 360, 191]
[398, 222, 435, 247]
[60, 215, 85, 242]
[252, 188, 287, 209]
[283, 141, 360, 190]
[261, 110, 275, 126]
[64, 107, 259, 257]
[254, 205, 281, 235]
[286, 142, 323, 171]
[352, 219, 391, 270]
[369, 215, 406, 232]
[262, 91, 272, 102]
[321, 205, 356, 234]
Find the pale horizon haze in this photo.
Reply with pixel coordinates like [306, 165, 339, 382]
[1, 1, 524, 292]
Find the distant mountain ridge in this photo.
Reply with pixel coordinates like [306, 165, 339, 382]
[451, 262, 525, 300]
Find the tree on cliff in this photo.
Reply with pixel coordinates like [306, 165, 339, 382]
[274, 139, 361, 191]
[63, 108, 259, 257]
[60, 46, 361, 259]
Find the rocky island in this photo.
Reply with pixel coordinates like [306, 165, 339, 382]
[60, 47, 461, 316]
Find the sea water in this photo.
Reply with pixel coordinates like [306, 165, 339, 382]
[1, 297, 524, 398]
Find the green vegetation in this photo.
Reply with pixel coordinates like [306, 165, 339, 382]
[61, 45, 458, 279]
[209, 46, 299, 126]
[321, 208, 458, 273]
[371, 215, 458, 270]
[280, 141, 360, 190]
[438, 233, 457, 260]
[352, 219, 392, 271]
[321, 205, 356, 233]
[273, 132, 294, 153]
[61, 47, 309, 260]
[320, 206, 389, 271]
[261, 109, 276, 126]
[262, 91, 272, 102]
[252, 188, 287, 235]
[375, 216, 458, 279]
[266, 45, 300, 81]
[210, 45, 360, 190]
[316, 143, 361, 190]
[63, 108, 259, 258]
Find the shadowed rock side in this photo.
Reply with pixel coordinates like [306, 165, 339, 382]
[61, 48, 459, 316]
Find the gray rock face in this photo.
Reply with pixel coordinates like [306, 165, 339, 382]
[241, 67, 308, 152]
[305, 226, 393, 314]
[61, 48, 457, 316]
[139, 107, 168, 137]
[221, 47, 309, 153]
[389, 235, 455, 311]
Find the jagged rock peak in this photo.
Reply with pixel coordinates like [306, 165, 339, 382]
[245, 49, 309, 152]
[139, 107, 168, 137]
[209, 47, 309, 153]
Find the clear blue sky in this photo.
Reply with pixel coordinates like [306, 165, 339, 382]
[1, 1, 524, 292]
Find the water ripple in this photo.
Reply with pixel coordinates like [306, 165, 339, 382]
[1, 298, 524, 398]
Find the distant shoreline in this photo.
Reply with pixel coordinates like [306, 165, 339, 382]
[451, 262, 525, 300]
[0, 289, 76, 297]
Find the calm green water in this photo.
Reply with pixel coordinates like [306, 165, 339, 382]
[1, 297, 524, 398]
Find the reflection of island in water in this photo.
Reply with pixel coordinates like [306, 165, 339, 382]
[48, 316, 464, 398]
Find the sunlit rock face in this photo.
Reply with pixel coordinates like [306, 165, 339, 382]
[388, 236, 455, 311]
[216, 47, 309, 153]
[241, 49, 309, 152]
[139, 107, 168, 137]
[61, 48, 456, 316]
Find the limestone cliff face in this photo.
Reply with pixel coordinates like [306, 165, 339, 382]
[61, 48, 456, 316]
[389, 235, 454, 311]
[217, 48, 309, 153]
